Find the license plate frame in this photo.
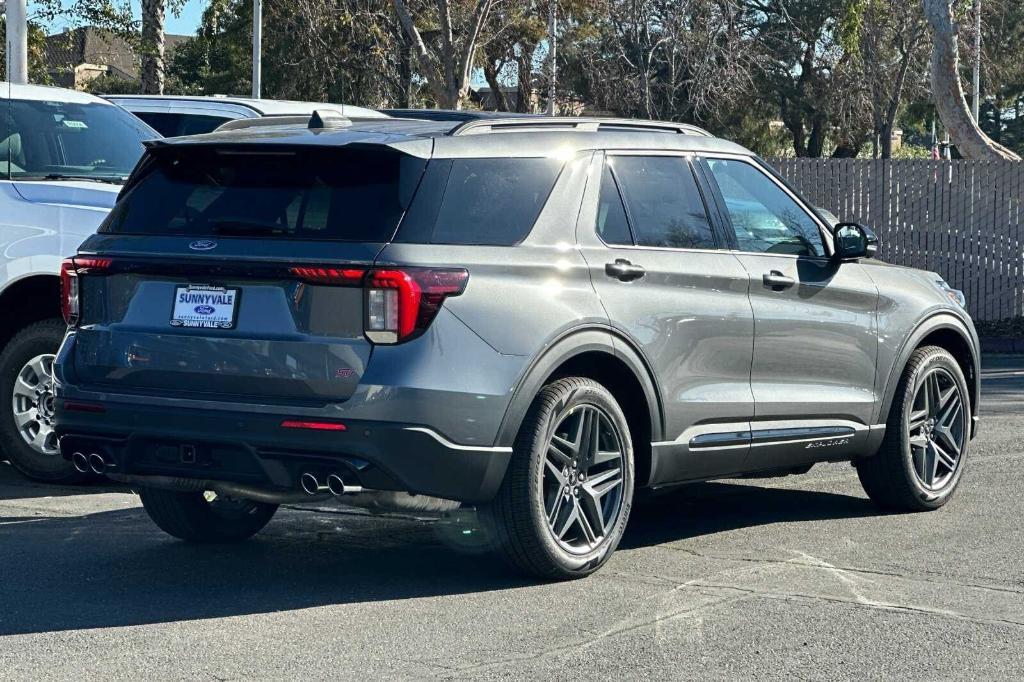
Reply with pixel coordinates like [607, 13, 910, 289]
[169, 284, 240, 329]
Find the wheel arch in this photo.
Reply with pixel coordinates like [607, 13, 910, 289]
[879, 313, 980, 430]
[495, 326, 664, 488]
[0, 274, 63, 353]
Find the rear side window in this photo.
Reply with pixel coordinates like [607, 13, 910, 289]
[396, 157, 563, 246]
[133, 112, 232, 137]
[609, 155, 716, 250]
[101, 146, 425, 242]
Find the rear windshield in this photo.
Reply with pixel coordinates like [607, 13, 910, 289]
[101, 146, 426, 241]
[396, 157, 564, 245]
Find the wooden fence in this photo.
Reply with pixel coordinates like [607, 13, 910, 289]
[769, 158, 1024, 322]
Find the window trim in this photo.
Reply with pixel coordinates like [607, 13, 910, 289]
[697, 153, 835, 260]
[596, 150, 727, 253]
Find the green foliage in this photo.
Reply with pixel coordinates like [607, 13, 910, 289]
[0, 19, 53, 84]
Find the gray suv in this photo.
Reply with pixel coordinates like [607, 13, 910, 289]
[53, 115, 980, 579]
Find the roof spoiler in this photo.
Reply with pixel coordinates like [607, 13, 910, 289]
[211, 110, 353, 133]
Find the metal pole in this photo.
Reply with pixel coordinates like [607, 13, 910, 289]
[251, 0, 262, 99]
[4, 0, 29, 84]
[972, 0, 981, 122]
[546, 0, 556, 116]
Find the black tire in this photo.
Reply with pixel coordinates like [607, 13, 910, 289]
[857, 346, 971, 511]
[0, 319, 84, 482]
[138, 487, 278, 543]
[484, 377, 634, 580]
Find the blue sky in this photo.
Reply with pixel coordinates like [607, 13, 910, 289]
[32, 0, 206, 36]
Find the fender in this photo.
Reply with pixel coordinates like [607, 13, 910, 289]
[877, 311, 981, 429]
[494, 325, 665, 448]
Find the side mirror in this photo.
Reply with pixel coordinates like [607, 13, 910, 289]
[833, 222, 879, 261]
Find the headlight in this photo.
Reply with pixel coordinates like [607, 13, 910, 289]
[935, 279, 966, 308]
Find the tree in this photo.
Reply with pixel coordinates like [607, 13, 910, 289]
[562, 0, 759, 124]
[922, 0, 1020, 160]
[391, 0, 497, 109]
[139, 0, 166, 93]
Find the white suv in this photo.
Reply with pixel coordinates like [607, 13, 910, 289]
[0, 82, 155, 481]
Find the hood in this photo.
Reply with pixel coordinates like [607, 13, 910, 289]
[12, 180, 121, 211]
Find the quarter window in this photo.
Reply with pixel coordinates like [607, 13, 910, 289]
[608, 156, 716, 250]
[596, 163, 632, 245]
[705, 158, 825, 257]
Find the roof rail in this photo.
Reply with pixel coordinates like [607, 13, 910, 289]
[449, 117, 712, 137]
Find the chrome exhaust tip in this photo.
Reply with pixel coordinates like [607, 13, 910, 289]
[300, 473, 328, 495]
[88, 453, 107, 476]
[71, 452, 90, 474]
[326, 473, 363, 496]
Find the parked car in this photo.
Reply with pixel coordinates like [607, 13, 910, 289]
[54, 115, 979, 579]
[380, 108, 538, 121]
[106, 95, 387, 137]
[0, 82, 157, 481]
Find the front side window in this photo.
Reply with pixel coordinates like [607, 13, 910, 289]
[609, 155, 716, 250]
[705, 158, 825, 257]
[1, 99, 154, 181]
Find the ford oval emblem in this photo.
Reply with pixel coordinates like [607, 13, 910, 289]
[189, 239, 218, 251]
[194, 305, 216, 315]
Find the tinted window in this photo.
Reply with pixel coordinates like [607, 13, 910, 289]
[610, 156, 716, 249]
[2, 99, 153, 180]
[596, 162, 632, 245]
[397, 158, 563, 245]
[706, 158, 825, 257]
[134, 112, 232, 137]
[102, 146, 425, 242]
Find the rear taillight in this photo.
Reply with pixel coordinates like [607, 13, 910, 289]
[290, 265, 468, 344]
[60, 257, 111, 327]
[364, 269, 469, 344]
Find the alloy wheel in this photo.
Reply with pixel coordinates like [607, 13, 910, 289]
[907, 366, 966, 490]
[542, 403, 626, 554]
[11, 354, 59, 456]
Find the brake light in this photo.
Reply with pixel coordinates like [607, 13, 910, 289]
[60, 257, 112, 327]
[280, 419, 347, 431]
[290, 265, 468, 344]
[364, 268, 469, 343]
[289, 267, 366, 286]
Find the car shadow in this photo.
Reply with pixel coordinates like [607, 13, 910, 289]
[0, 480, 881, 636]
[0, 461, 128, 501]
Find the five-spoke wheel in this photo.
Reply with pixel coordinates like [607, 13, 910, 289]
[485, 377, 635, 580]
[857, 345, 971, 510]
[543, 404, 626, 554]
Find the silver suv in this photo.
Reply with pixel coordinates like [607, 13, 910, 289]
[54, 115, 980, 579]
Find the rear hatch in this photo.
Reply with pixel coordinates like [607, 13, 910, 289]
[69, 143, 425, 403]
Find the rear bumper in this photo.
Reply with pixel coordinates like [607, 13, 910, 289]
[55, 400, 512, 504]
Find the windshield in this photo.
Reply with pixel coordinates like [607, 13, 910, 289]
[1, 99, 156, 182]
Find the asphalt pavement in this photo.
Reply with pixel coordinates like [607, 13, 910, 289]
[1, 357, 1022, 680]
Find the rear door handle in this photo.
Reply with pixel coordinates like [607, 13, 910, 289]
[605, 259, 646, 282]
[762, 270, 796, 291]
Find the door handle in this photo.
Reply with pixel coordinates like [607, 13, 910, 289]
[762, 270, 796, 291]
[605, 258, 646, 282]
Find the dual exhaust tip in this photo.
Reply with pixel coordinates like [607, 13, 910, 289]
[300, 472, 362, 497]
[71, 451, 110, 476]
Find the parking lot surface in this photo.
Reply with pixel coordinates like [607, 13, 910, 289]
[1, 358, 1023, 680]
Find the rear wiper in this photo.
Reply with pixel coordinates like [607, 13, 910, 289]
[208, 219, 288, 237]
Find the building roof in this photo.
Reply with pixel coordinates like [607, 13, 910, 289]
[43, 27, 191, 81]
